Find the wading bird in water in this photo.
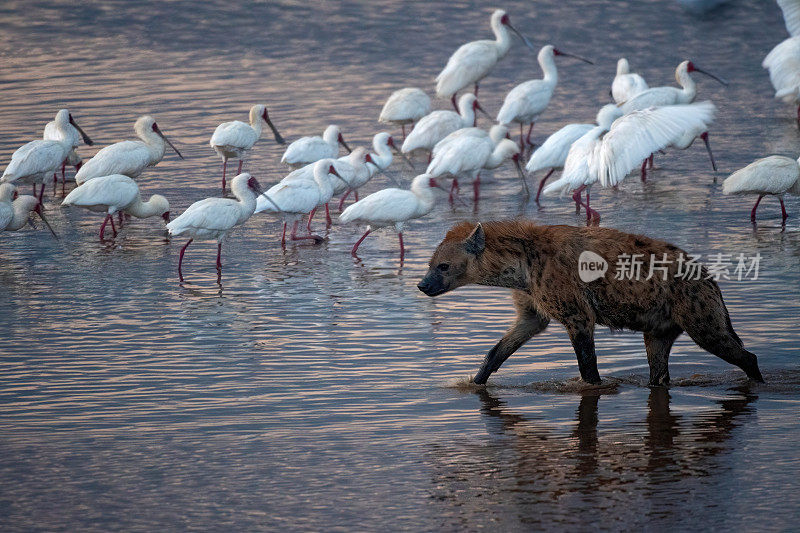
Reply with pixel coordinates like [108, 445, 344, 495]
[75, 116, 183, 185]
[611, 58, 648, 104]
[435, 9, 535, 110]
[401, 93, 484, 158]
[0, 183, 56, 236]
[378, 88, 431, 141]
[42, 109, 94, 193]
[281, 124, 352, 167]
[723, 155, 800, 223]
[166, 173, 263, 282]
[210, 104, 285, 192]
[763, 0, 800, 127]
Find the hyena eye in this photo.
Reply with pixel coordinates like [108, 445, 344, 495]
[437, 263, 450, 272]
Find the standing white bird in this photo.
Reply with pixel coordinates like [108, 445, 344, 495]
[0, 183, 56, 236]
[42, 109, 94, 193]
[427, 136, 524, 201]
[280, 124, 351, 167]
[166, 173, 263, 282]
[75, 116, 183, 185]
[379, 88, 431, 140]
[620, 60, 727, 113]
[255, 159, 346, 246]
[723, 155, 800, 222]
[210, 104, 285, 192]
[1, 140, 71, 201]
[496, 45, 593, 150]
[401, 93, 483, 157]
[62, 174, 170, 239]
[435, 9, 534, 110]
[340, 174, 440, 258]
[432, 124, 510, 157]
[611, 58, 649, 104]
[526, 121, 595, 202]
[763, 0, 800, 127]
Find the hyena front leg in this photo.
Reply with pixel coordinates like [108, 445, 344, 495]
[472, 307, 550, 385]
[643, 325, 683, 387]
[564, 321, 601, 384]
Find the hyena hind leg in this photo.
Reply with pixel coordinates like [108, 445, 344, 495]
[681, 316, 765, 383]
[643, 325, 683, 387]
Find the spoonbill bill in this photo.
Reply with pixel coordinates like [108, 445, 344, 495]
[255, 160, 346, 246]
[379, 88, 431, 139]
[0, 183, 56, 236]
[281, 124, 351, 167]
[611, 58, 648, 104]
[436, 9, 534, 110]
[496, 45, 593, 150]
[427, 136, 524, 200]
[401, 93, 484, 157]
[210, 104, 285, 192]
[166, 173, 263, 282]
[42, 109, 94, 192]
[723, 155, 800, 222]
[75, 116, 183, 185]
[620, 60, 727, 113]
[340, 174, 441, 258]
[763, 1, 800, 127]
[62, 174, 170, 239]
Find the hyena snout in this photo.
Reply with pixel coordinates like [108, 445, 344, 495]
[418, 269, 448, 296]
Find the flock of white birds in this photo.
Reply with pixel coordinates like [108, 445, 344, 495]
[2, 3, 800, 282]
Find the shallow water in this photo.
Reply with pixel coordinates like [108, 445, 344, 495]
[1, 0, 799, 530]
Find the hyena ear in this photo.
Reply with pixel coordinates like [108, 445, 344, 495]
[464, 223, 485, 256]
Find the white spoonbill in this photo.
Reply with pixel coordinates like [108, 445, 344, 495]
[620, 60, 727, 113]
[496, 45, 593, 150]
[210, 104, 285, 192]
[1, 137, 72, 201]
[75, 116, 183, 185]
[255, 160, 346, 246]
[280, 124, 351, 167]
[366, 132, 408, 178]
[763, 1, 800, 127]
[42, 109, 94, 192]
[526, 120, 595, 202]
[166, 173, 263, 282]
[379, 88, 431, 139]
[0, 183, 56, 236]
[611, 58, 649, 104]
[435, 9, 534, 110]
[427, 136, 524, 200]
[401, 93, 483, 156]
[722, 156, 800, 222]
[431, 124, 509, 158]
[340, 174, 440, 258]
[62, 174, 170, 239]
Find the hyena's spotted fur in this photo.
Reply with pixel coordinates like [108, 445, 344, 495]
[417, 220, 764, 386]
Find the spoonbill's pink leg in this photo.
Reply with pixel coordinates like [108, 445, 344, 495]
[338, 190, 351, 212]
[221, 160, 227, 193]
[427, 153, 432, 164]
[37, 184, 44, 203]
[648, 154, 654, 169]
[99, 214, 111, 239]
[398, 232, 405, 259]
[572, 185, 586, 214]
[281, 222, 287, 247]
[780, 196, 788, 221]
[526, 123, 534, 146]
[519, 124, 525, 151]
[535, 169, 555, 203]
[109, 215, 117, 237]
[700, 132, 717, 171]
[237, 160, 243, 174]
[290, 220, 322, 243]
[306, 207, 317, 233]
[474, 83, 479, 97]
[448, 178, 460, 203]
[751, 195, 765, 222]
[450, 94, 458, 112]
[118, 212, 124, 227]
[324, 203, 332, 228]
[53, 173, 57, 195]
[585, 189, 600, 223]
[352, 229, 371, 256]
[640, 159, 648, 182]
[216, 243, 222, 270]
[401, 124, 406, 142]
[354, 190, 359, 202]
[178, 238, 193, 282]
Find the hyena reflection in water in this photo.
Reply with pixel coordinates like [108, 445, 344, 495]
[418, 220, 765, 386]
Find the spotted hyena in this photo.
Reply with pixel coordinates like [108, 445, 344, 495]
[417, 220, 765, 385]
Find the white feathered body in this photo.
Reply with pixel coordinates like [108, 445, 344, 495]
[401, 95, 477, 153]
[541, 126, 606, 197]
[763, 37, 800, 104]
[722, 156, 800, 196]
[379, 88, 431, 125]
[526, 123, 593, 173]
[611, 59, 649, 104]
[62, 174, 140, 214]
[340, 174, 436, 232]
[1, 140, 70, 185]
[210, 120, 259, 160]
[281, 125, 341, 167]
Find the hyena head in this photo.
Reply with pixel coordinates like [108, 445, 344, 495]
[418, 223, 485, 297]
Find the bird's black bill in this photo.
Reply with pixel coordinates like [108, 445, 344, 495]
[389, 144, 415, 170]
[339, 137, 352, 154]
[506, 22, 535, 51]
[514, 158, 530, 197]
[560, 51, 594, 65]
[266, 118, 286, 144]
[36, 209, 59, 239]
[69, 117, 94, 146]
[155, 127, 185, 159]
[694, 66, 729, 86]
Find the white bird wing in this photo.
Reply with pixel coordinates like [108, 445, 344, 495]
[340, 188, 417, 224]
[210, 120, 257, 150]
[435, 40, 500, 97]
[541, 130, 601, 197]
[43, 121, 80, 148]
[379, 88, 431, 123]
[426, 136, 492, 177]
[611, 73, 649, 104]
[2, 140, 68, 181]
[526, 123, 594, 172]
[401, 110, 463, 152]
[431, 127, 484, 156]
[62, 174, 138, 210]
[620, 87, 681, 113]
[496, 80, 552, 125]
[763, 37, 800, 102]
[596, 101, 716, 187]
[255, 179, 319, 214]
[722, 156, 800, 195]
[281, 136, 333, 164]
[168, 197, 241, 234]
[779, 0, 800, 36]
[75, 141, 151, 183]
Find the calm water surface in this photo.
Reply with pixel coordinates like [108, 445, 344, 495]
[1, 0, 799, 530]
